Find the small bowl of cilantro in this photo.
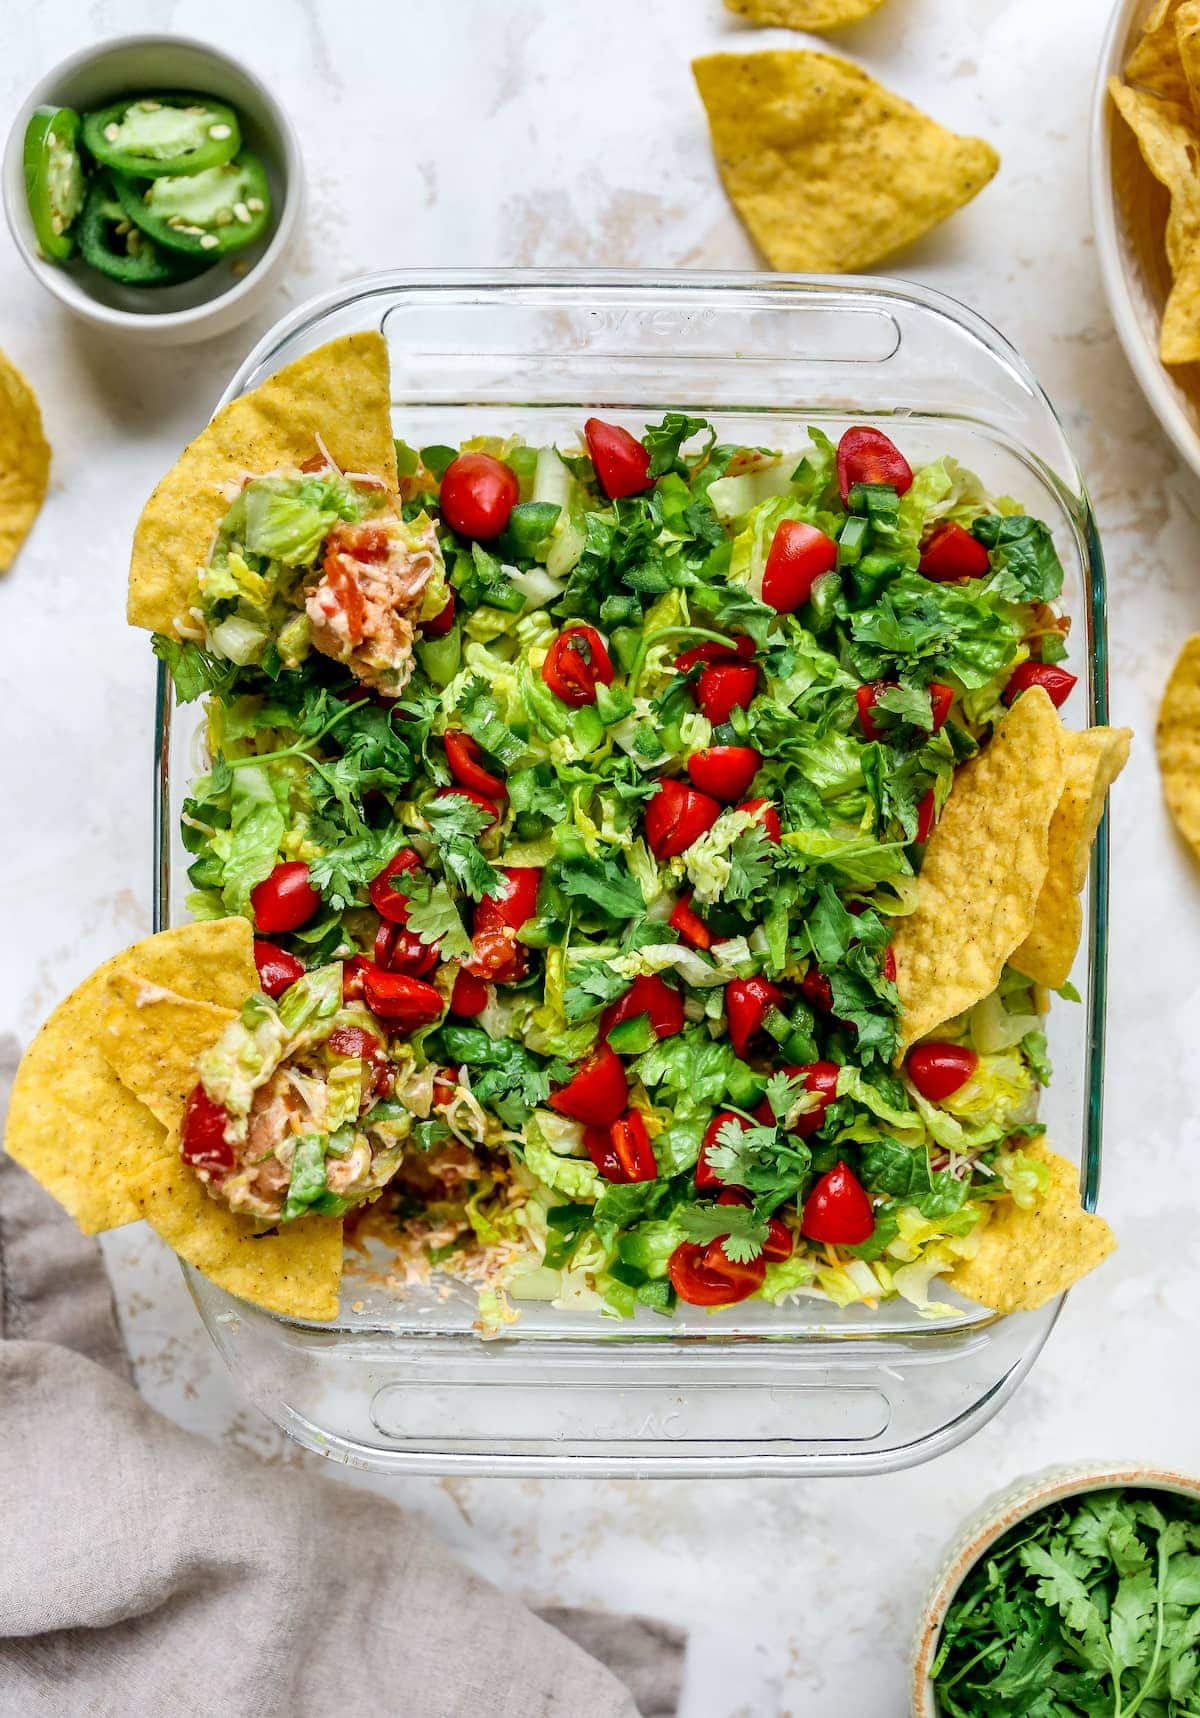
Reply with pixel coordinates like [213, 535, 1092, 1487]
[913, 1464, 1200, 1717]
[2, 34, 302, 344]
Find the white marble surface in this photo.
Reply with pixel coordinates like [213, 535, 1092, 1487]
[3, 0, 1200, 1712]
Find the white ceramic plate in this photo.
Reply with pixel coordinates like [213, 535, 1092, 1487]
[1092, 0, 1200, 478]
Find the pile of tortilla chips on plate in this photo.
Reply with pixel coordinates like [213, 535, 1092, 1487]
[1110, 0, 1200, 364]
[892, 685, 1129, 1313]
[0, 347, 51, 572]
[4, 919, 343, 1321]
[692, 48, 998, 273]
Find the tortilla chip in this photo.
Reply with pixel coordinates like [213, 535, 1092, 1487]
[1179, 0, 1200, 108]
[1162, 241, 1200, 360]
[1108, 79, 1200, 273]
[3, 921, 256, 1233]
[0, 349, 51, 572]
[948, 1142, 1116, 1313]
[1125, 0, 1192, 106]
[724, 0, 887, 30]
[893, 687, 1066, 1052]
[692, 50, 999, 273]
[130, 1152, 342, 1322]
[1157, 633, 1200, 853]
[1011, 726, 1132, 990]
[100, 976, 235, 1130]
[128, 331, 396, 637]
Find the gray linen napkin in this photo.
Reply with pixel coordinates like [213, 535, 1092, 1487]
[0, 1036, 684, 1718]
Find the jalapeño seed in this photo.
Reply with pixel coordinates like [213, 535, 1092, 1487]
[199, 233, 220, 250]
[104, 123, 120, 142]
[209, 123, 232, 140]
[234, 201, 250, 223]
[246, 196, 264, 213]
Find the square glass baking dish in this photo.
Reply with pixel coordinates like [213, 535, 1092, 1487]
[154, 271, 1109, 1477]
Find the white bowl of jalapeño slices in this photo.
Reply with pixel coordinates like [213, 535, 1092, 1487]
[3, 35, 303, 343]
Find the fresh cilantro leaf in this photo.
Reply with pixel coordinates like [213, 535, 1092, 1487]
[308, 826, 406, 914]
[405, 879, 472, 961]
[677, 1200, 768, 1262]
[423, 794, 504, 900]
[564, 960, 631, 1022]
[555, 856, 645, 921]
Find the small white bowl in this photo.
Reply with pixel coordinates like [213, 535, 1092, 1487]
[1091, 0, 1200, 478]
[2, 35, 304, 345]
[910, 1460, 1200, 1715]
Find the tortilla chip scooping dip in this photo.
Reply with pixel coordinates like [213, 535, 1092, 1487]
[0, 348, 51, 572]
[1158, 633, 1200, 854]
[692, 50, 999, 274]
[1011, 726, 1132, 990]
[128, 330, 396, 638]
[3, 920, 350, 1322]
[723, 0, 887, 31]
[948, 1142, 1116, 1314]
[893, 686, 1066, 1052]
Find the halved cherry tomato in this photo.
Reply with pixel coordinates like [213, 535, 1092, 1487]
[251, 861, 320, 934]
[600, 974, 684, 1041]
[675, 635, 755, 674]
[725, 975, 783, 1059]
[439, 452, 519, 539]
[738, 797, 781, 844]
[480, 866, 543, 930]
[696, 661, 758, 724]
[375, 921, 439, 977]
[687, 744, 761, 802]
[919, 520, 990, 582]
[180, 1083, 234, 1173]
[754, 1061, 840, 1139]
[327, 1025, 384, 1061]
[584, 1124, 625, 1182]
[762, 519, 838, 613]
[541, 625, 615, 707]
[369, 848, 423, 925]
[644, 778, 722, 860]
[444, 731, 507, 801]
[1003, 661, 1077, 709]
[801, 1161, 875, 1245]
[433, 1065, 460, 1107]
[929, 682, 955, 731]
[695, 1110, 751, 1191]
[916, 788, 937, 845]
[423, 592, 456, 638]
[464, 923, 527, 985]
[449, 969, 489, 1017]
[467, 867, 542, 986]
[548, 1042, 628, 1126]
[762, 1216, 794, 1262]
[715, 1190, 793, 1262]
[342, 955, 370, 1003]
[801, 968, 834, 1013]
[361, 968, 445, 1031]
[907, 1041, 978, 1102]
[856, 680, 954, 741]
[438, 784, 501, 828]
[584, 416, 653, 499]
[607, 1110, 658, 1182]
[836, 426, 914, 505]
[670, 894, 712, 951]
[668, 1240, 766, 1307]
[253, 939, 305, 999]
